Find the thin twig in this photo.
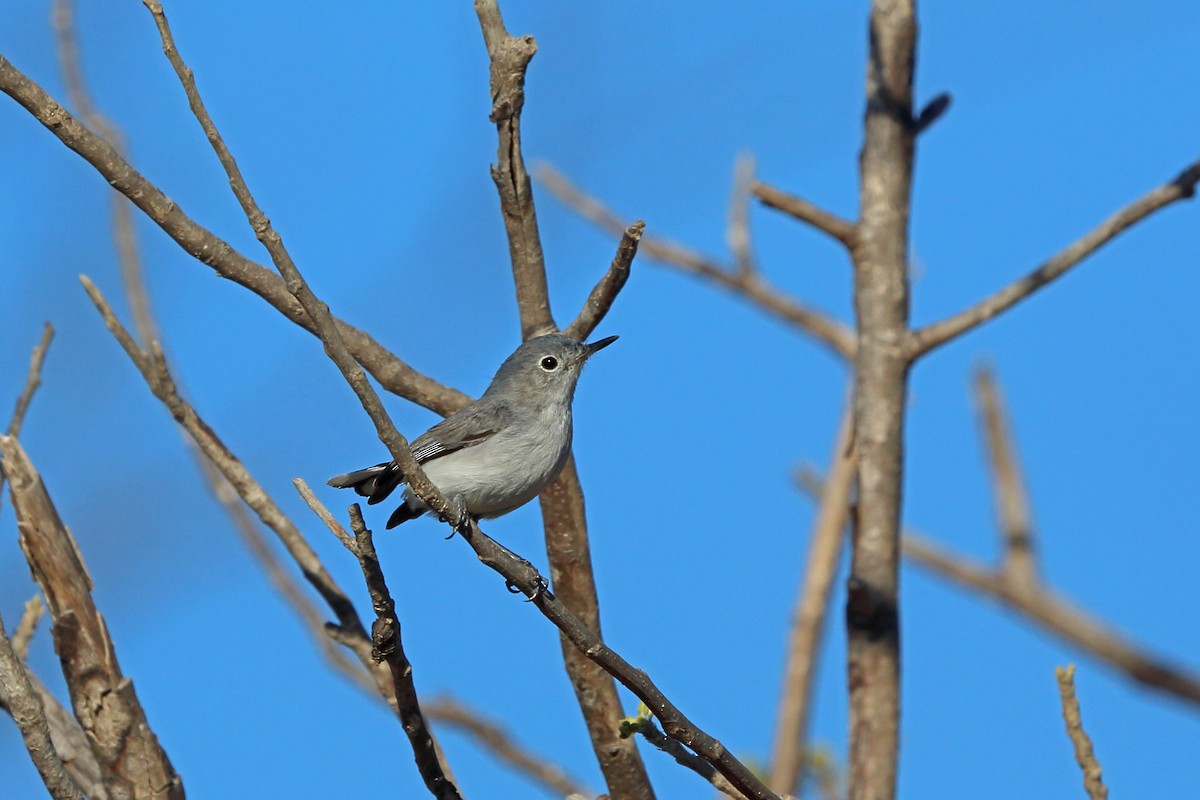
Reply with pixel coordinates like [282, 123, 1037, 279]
[344, 506, 462, 800]
[6, 324, 53, 440]
[620, 711, 747, 800]
[727, 153, 759, 276]
[1, 434, 184, 798]
[1, 323, 54, 514]
[562, 220, 645, 341]
[909, 158, 1200, 357]
[1055, 665, 1108, 800]
[750, 180, 857, 249]
[11, 596, 44, 662]
[0, 608, 84, 800]
[973, 364, 1037, 589]
[769, 399, 855, 796]
[425, 696, 591, 799]
[903, 534, 1200, 705]
[537, 162, 856, 359]
[294, 478, 355, 551]
[0, 54, 468, 417]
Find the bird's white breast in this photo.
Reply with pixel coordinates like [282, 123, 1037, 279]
[411, 401, 573, 518]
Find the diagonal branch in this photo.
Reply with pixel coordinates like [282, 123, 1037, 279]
[902, 535, 1200, 705]
[562, 220, 644, 341]
[768, 399, 855, 796]
[537, 162, 856, 359]
[1055, 665, 1108, 800]
[424, 696, 591, 799]
[0, 607, 84, 800]
[0, 434, 184, 799]
[449, 522, 780, 800]
[751, 180, 857, 249]
[620, 710, 747, 799]
[0, 54, 467, 417]
[908, 158, 1200, 358]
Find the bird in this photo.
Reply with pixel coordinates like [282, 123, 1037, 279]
[327, 332, 618, 530]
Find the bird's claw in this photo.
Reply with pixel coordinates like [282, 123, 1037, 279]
[505, 573, 550, 602]
[442, 495, 473, 539]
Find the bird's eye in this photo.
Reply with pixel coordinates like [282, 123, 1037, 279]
[539, 356, 559, 371]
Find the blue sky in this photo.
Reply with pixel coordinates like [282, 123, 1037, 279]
[2, 2, 1198, 798]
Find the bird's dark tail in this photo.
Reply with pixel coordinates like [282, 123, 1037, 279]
[326, 461, 405, 505]
[386, 503, 423, 529]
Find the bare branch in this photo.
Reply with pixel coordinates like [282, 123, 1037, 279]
[751, 180, 857, 249]
[769, 400, 855, 796]
[727, 154, 759, 276]
[6, 323, 53, 439]
[0, 434, 184, 798]
[537, 162, 856, 359]
[620, 710, 747, 800]
[474, 0, 553, 338]
[1055, 665, 1108, 800]
[11, 596, 44, 662]
[425, 696, 591, 799]
[1, 323, 54, 513]
[344, 506, 462, 800]
[903, 534, 1200, 705]
[973, 364, 1037, 588]
[845, 2, 917, 797]
[54, 0, 158, 351]
[0, 608, 84, 800]
[909, 158, 1200, 358]
[294, 478, 355, 552]
[0, 55, 467, 417]
[562, 220, 645, 342]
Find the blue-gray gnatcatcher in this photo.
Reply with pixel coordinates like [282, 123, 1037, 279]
[328, 332, 618, 529]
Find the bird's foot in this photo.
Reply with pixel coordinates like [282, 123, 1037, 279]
[503, 555, 551, 602]
[442, 495, 473, 540]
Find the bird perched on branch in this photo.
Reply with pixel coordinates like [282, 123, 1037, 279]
[328, 332, 618, 529]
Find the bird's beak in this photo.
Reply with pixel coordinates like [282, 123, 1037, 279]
[585, 335, 619, 357]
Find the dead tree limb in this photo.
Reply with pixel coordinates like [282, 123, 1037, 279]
[0, 434, 184, 799]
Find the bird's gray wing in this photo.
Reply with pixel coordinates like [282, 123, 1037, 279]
[410, 401, 512, 464]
